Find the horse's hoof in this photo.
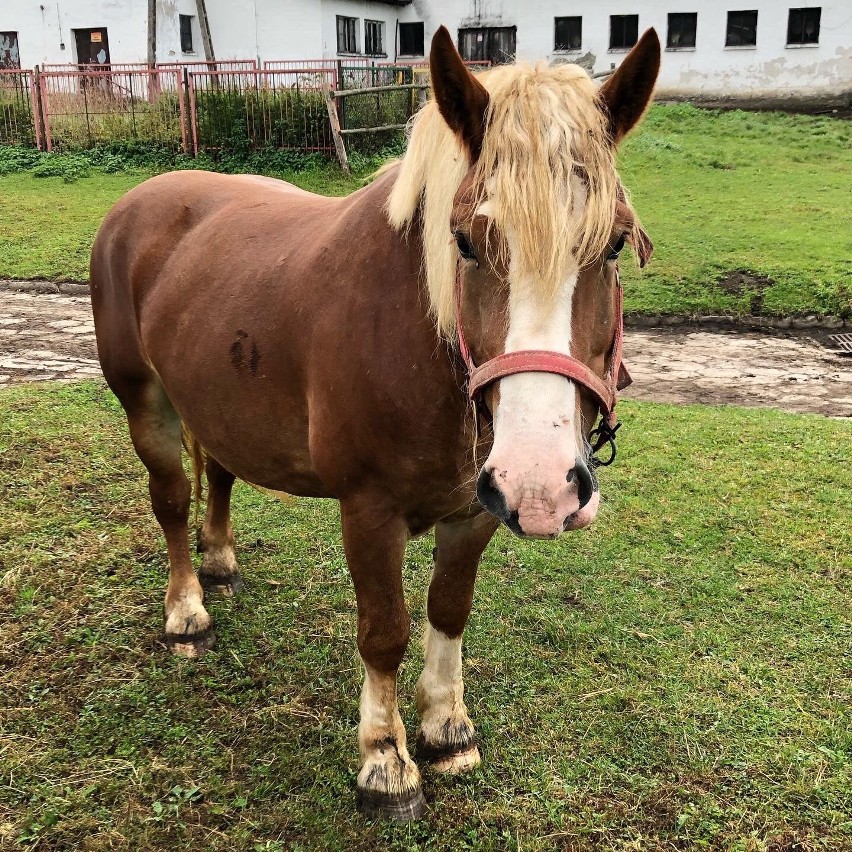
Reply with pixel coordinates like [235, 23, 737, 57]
[417, 734, 481, 774]
[164, 627, 216, 658]
[198, 571, 244, 597]
[357, 785, 427, 822]
[429, 745, 481, 774]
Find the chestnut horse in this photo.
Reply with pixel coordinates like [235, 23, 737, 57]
[91, 27, 660, 819]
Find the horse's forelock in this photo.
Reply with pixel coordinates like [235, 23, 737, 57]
[386, 62, 619, 339]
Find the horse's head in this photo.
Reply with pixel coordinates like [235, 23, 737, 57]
[388, 27, 660, 538]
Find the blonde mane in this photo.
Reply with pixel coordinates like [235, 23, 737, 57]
[386, 62, 619, 339]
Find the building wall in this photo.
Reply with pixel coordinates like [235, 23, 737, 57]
[1, 0, 207, 67]
[415, 0, 851, 103]
[204, 0, 323, 63]
[319, 0, 423, 61]
[2, 0, 849, 102]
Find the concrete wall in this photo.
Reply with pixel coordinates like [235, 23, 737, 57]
[205, 0, 322, 63]
[0, 0, 209, 67]
[415, 0, 851, 103]
[319, 0, 423, 60]
[3, 0, 849, 102]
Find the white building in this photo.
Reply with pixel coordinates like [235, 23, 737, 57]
[2, 1, 849, 105]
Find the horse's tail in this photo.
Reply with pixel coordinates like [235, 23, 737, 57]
[181, 424, 207, 527]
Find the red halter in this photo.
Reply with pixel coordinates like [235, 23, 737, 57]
[454, 264, 632, 465]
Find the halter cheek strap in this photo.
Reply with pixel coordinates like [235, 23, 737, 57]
[454, 264, 632, 466]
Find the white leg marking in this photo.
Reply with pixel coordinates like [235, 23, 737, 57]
[357, 663, 421, 795]
[416, 625, 480, 773]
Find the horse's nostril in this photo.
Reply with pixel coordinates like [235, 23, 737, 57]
[476, 468, 510, 522]
[569, 459, 595, 510]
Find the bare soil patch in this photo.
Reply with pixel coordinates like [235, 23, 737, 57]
[1, 291, 851, 417]
[716, 270, 776, 316]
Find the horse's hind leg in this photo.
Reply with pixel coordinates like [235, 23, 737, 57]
[122, 380, 215, 658]
[416, 510, 498, 772]
[197, 456, 243, 596]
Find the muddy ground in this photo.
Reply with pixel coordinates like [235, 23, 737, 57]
[1, 290, 851, 418]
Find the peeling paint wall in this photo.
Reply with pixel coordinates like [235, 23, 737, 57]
[408, 0, 852, 103]
[2, 0, 849, 102]
[1, 0, 209, 66]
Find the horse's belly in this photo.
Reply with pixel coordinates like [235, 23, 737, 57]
[155, 359, 333, 499]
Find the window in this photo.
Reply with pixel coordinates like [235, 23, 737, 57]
[787, 7, 820, 44]
[399, 22, 424, 56]
[667, 13, 697, 48]
[337, 16, 358, 53]
[726, 10, 758, 46]
[179, 15, 194, 54]
[458, 27, 516, 65]
[0, 31, 20, 69]
[610, 15, 639, 50]
[365, 20, 384, 56]
[555, 17, 582, 51]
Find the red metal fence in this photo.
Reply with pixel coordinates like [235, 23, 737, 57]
[39, 68, 185, 152]
[187, 68, 335, 153]
[1, 58, 476, 156]
[0, 69, 38, 147]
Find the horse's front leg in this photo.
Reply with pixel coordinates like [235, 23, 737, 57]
[341, 500, 426, 821]
[416, 510, 499, 772]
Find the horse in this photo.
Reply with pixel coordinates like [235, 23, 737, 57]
[90, 26, 660, 820]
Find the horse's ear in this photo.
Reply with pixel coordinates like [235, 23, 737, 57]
[429, 25, 490, 161]
[598, 28, 661, 145]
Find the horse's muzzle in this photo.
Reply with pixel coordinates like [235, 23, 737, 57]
[476, 459, 598, 538]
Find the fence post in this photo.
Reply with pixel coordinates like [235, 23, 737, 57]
[175, 69, 188, 154]
[324, 85, 350, 175]
[31, 66, 44, 150]
[187, 71, 199, 156]
[37, 67, 53, 152]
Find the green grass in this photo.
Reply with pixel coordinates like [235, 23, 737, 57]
[1, 381, 850, 850]
[617, 106, 852, 317]
[0, 165, 363, 282]
[0, 104, 850, 315]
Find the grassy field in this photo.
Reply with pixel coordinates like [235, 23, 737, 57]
[1, 381, 850, 850]
[0, 104, 851, 318]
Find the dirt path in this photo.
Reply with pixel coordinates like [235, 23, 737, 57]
[1, 291, 851, 417]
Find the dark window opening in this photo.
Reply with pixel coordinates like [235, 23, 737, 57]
[458, 27, 516, 65]
[610, 15, 639, 50]
[787, 7, 820, 44]
[667, 12, 697, 48]
[337, 16, 358, 53]
[0, 31, 20, 69]
[399, 22, 424, 56]
[365, 20, 383, 56]
[179, 15, 194, 53]
[73, 28, 110, 66]
[555, 17, 582, 51]
[726, 10, 758, 46]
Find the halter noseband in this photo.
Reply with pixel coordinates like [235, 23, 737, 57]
[454, 263, 632, 467]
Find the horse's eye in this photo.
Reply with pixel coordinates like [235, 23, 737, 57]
[455, 231, 477, 261]
[606, 233, 627, 261]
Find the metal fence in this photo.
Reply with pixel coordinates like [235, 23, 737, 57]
[39, 68, 185, 152]
[0, 57, 492, 156]
[188, 68, 335, 153]
[0, 68, 38, 146]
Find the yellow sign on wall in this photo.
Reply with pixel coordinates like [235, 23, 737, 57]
[91, 32, 102, 43]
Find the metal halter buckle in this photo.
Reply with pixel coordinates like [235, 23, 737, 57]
[588, 419, 621, 467]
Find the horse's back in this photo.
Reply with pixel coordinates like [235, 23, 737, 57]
[90, 167, 437, 498]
